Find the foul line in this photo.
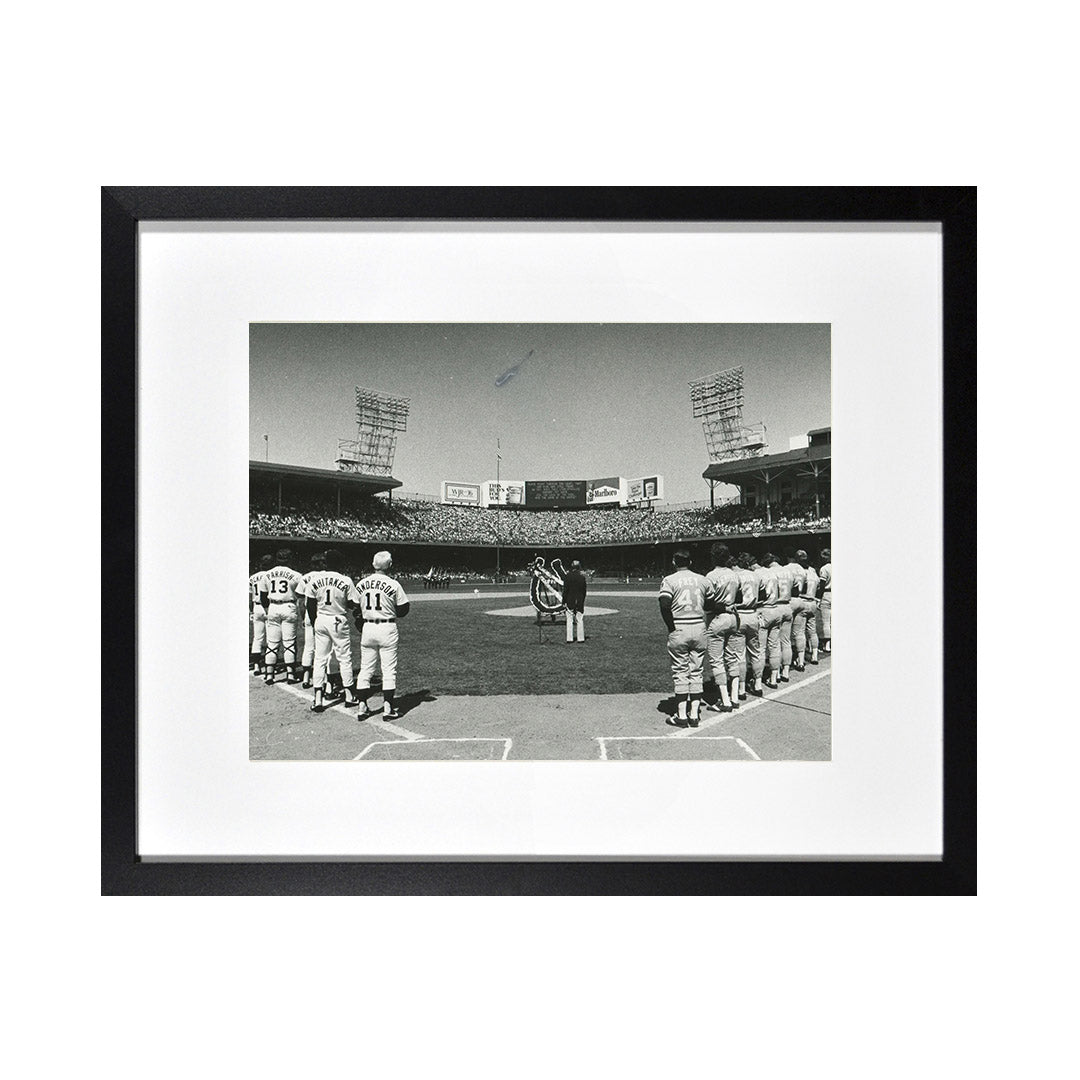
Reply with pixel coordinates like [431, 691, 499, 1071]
[353, 737, 513, 761]
[668, 668, 832, 739]
[254, 674, 424, 741]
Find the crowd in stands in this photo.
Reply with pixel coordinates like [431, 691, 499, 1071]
[250, 493, 830, 547]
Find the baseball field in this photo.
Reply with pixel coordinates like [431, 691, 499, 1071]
[249, 583, 831, 761]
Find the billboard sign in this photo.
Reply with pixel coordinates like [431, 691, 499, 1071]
[585, 476, 625, 505]
[627, 475, 664, 503]
[442, 481, 482, 506]
[524, 479, 588, 509]
[482, 480, 525, 507]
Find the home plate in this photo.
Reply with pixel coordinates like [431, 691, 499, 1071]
[485, 605, 619, 617]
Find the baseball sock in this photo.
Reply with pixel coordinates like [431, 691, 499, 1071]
[382, 689, 396, 715]
[689, 693, 702, 723]
[729, 677, 741, 704]
[717, 680, 732, 707]
[676, 693, 688, 721]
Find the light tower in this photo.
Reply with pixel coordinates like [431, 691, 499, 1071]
[335, 387, 410, 476]
[689, 366, 766, 463]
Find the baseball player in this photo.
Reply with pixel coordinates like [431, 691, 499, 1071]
[801, 552, 821, 665]
[735, 552, 764, 697]
[304, 548, 361, 713]
[769, 553, 795, 682]
[354, 550, 410, 720]
[296, 551, 326, 689]
[249, 553, 274, 674]
[786, 549, 810, 671]
[658, 548, 710, 727]
[817, 549, 832, 653]
[702, 542, 742, 712]
[562, 559, 587, 643]
[260, 548, 304, 684]
[756, 553, 783, 690]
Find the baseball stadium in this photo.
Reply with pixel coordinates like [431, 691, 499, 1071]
[249, 324, 831, 762]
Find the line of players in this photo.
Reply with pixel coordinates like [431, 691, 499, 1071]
[659, 543, 832, 728]
[249, 547, 410, 718]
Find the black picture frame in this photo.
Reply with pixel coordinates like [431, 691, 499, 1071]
[102, 187, 975, 895]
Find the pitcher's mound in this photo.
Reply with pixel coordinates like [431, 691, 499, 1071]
[485, 605, 619, 618]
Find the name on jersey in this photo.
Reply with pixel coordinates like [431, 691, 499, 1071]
[360, 577, 398, 598]
[307, 573, 349, 592]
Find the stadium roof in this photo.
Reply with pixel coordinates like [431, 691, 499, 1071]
[702, 442, 830, 484]
[250, 460, 402, 492]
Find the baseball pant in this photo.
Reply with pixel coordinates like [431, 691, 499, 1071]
[566, 608, 585, 642]
[667, 622, 707, 695]
[790, 598, 808, 660]
[251, 609, 266, 656]
[301, 614, 315, 668]
[705, 613, 744, 681]
[803, 599, 819, 655]
[313, 613, 354, 689]
[358, 622, 400, 691]
[818, 595, 832, 640]
[778, 602, 793, 667]
[758, 606, 783, 674]
[738, 611, 763, 683]
[265, 602, 298, 668]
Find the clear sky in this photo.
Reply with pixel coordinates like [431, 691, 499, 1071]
[250, 323, 830, 506]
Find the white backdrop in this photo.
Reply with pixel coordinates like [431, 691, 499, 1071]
[138, 222, 942, 859]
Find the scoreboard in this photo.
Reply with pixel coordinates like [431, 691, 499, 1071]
[524, 479, 588, 508]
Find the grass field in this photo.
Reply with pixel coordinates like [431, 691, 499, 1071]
[250, 584, 832, 761]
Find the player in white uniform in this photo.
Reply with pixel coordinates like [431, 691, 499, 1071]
[249, 553, 273, 674]
[658, 548, 711, 727]
[354, 551, 411, 720]
[304, 548, 361, 713]
[297, 551, 326, 689]
[260, 548, 304, 684]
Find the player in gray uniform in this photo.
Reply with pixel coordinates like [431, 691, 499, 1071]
[769, 554, 795, 682]
[702, 542, 741, 712]
[786, 550, 809, 671]
[658, 549, 710, 727]
[756, 553, 783, 690]
[249, 553, 273, 674]
[801, 552, 820, 664]
[817, 549, 832, 653]
[354, 550, 411, 720]
[735, 552, 764, 698]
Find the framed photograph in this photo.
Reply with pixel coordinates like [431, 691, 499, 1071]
[103, 187, 975, 893]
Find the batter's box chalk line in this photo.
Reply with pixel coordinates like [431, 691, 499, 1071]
[353, 737, 513, 761]
[596, 735, 760, 761]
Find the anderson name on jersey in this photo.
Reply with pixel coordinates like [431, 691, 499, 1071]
[355, 572, 409, 620]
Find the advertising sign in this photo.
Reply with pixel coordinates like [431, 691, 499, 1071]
[627, 475, 664, 503]
[441, 481, 482, 506]
[524, 479, 588, 509]
[482, 480, 525, 507]
[585, 476, 625, 505]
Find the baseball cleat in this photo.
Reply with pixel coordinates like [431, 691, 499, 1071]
[310, 702, 323, 713]
[382, 709, 401, 721]
[665, 716, 689, 728]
